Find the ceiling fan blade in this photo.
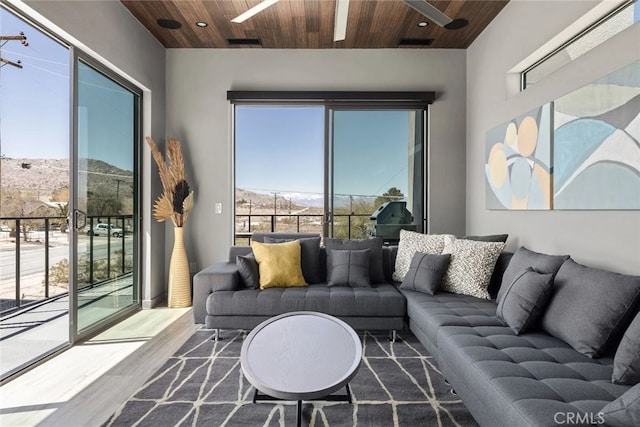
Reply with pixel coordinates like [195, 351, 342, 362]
[334, 0, 350, 41]
[403, 0, 452, 27]
[231, 0, 280, 23]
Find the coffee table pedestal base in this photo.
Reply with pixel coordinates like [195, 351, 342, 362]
[251, 384, 353, 427]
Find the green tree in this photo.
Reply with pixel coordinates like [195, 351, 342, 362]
[374, 187, 404, 209]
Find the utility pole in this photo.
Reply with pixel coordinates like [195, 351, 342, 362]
[0, 33, 29, 69]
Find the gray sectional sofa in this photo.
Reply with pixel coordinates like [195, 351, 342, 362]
[193, 233, 640, 426]
[193, 233, 405, 338]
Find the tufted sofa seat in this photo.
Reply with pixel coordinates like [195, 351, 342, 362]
[403, 291, 504, 355]
[436, 325, 630, 426]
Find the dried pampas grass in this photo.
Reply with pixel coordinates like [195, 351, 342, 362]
[147, 137, 194, 227]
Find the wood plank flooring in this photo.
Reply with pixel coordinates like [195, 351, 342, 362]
[0, 307, 196, 426]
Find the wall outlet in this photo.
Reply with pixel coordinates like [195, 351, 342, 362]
[189, 262, 196, 272]
[215, 202, 223, 214]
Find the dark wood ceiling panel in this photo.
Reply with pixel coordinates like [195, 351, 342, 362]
[121, 0, 508, 49]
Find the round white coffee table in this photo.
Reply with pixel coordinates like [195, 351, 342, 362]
[240, 311, 362, 426]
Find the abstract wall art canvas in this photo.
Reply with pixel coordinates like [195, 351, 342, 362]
[553, 61, 640, 209]
[485, 103, 553, 210]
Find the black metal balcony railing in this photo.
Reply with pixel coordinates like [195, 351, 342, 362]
[0, 215, 133, 315]
[234, 213, 371, 243]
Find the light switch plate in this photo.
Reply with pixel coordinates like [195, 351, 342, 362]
[215, 202, 222, 214]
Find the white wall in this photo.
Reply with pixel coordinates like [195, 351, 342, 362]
[18, 1, 167, 305]
[165, 49, 467, 268]
[467, 0, 640, 274]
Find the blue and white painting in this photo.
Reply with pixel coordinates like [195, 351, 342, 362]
[553, 61, 640, 209]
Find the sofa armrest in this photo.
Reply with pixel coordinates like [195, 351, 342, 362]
[193, 261, 241, 324]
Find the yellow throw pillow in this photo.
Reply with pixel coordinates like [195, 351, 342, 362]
[250, 240, 307, 289]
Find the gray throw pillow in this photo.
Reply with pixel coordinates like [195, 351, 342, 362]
[496, 267, 554, 335]
[263, 236, 322, 284]
[600, 383, 640, 427]
[327, 249, 371, 287]
[325, 238, 385, 283]
[613, 312, 640, 385]
[399, 252, 450, 295]
[462, 234, 509, 243]
[393, 230, 452, 282]
[497, 246, 569, 303]
[541, 258, 640, 358]
[236, 254, 259, 289]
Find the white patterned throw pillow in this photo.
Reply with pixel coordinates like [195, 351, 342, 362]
[393, 230, 453, 282]
[441, 236, 505, 299]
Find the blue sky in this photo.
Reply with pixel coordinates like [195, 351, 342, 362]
[1, 8, 134, 171]
[235, 106, 412, 199]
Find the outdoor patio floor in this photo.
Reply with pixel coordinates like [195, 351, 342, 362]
[0, 275, 134, 379]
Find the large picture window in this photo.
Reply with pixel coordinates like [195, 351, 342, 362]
[231, 92, 431, 245]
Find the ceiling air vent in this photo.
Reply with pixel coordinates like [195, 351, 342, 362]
[398, 38, 434, 47]
[227, 38, 262, 46]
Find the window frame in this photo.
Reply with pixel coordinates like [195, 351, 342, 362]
[521, 0, 638, 90]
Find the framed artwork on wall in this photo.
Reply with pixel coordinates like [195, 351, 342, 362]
[485, 103, 553, 210]
[553, 61, 640, 210]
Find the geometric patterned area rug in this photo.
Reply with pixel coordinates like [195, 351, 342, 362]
[105, 329, 478, 426]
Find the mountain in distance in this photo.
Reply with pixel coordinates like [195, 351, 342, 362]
[0, 157, 133, 199]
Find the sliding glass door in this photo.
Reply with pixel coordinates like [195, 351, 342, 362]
[73, 58, 140, 334]
[233, 103, 426, 244]
[0, 4, 142, 382]
[327, 109, 425, 240]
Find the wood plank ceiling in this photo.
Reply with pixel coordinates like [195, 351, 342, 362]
[121, 0, 508, 49]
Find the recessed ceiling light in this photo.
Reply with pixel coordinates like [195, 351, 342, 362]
[157, 19, 182, 29]
[417, 22, 428, 27]
[196, 21, 208, 28]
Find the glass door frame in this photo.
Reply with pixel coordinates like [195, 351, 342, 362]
[69, 52, 143, 342]
[323, 105, 429, 239]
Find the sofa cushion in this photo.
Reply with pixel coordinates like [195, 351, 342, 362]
[399, 252, 450, 295]
[437, 324, 629, 427]
[206, 283, 406, 318]
[613, 312, 640, 385]
[392, 230, 452, 282]
[327, 249, 370, 287]
[236, 254, 259, 289]
[400, 290, 503, 347]
[250, 240, 307, 289]
[441, 236, 505, 299]
[497, 246, 569, 303]
[496, 267, 554, 335]
[541, 258, 640, 358]
[263, 235, 322, 284]
[601, 383, 640, 427]
[325, 237, 385, 284]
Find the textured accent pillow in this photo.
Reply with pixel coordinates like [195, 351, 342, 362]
[236, 254, 259, 289]
[250, 240, 307, 289]
[263, 236, 322, 284]
[496, 267, 554, 335]
[325, 238, 385, 283]
[497, 246, 569, 303]
[600, 383, 640, 427]
[327, 249, 371, 287]
[613, 312, 640, 385]
[541, 258, 640, 358]
[440, 236, 505, 300]
[399, 252, 451, 295]
[393, 230, 453, 282]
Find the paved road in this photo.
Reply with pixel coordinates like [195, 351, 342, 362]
[0, 233, 133, 301]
